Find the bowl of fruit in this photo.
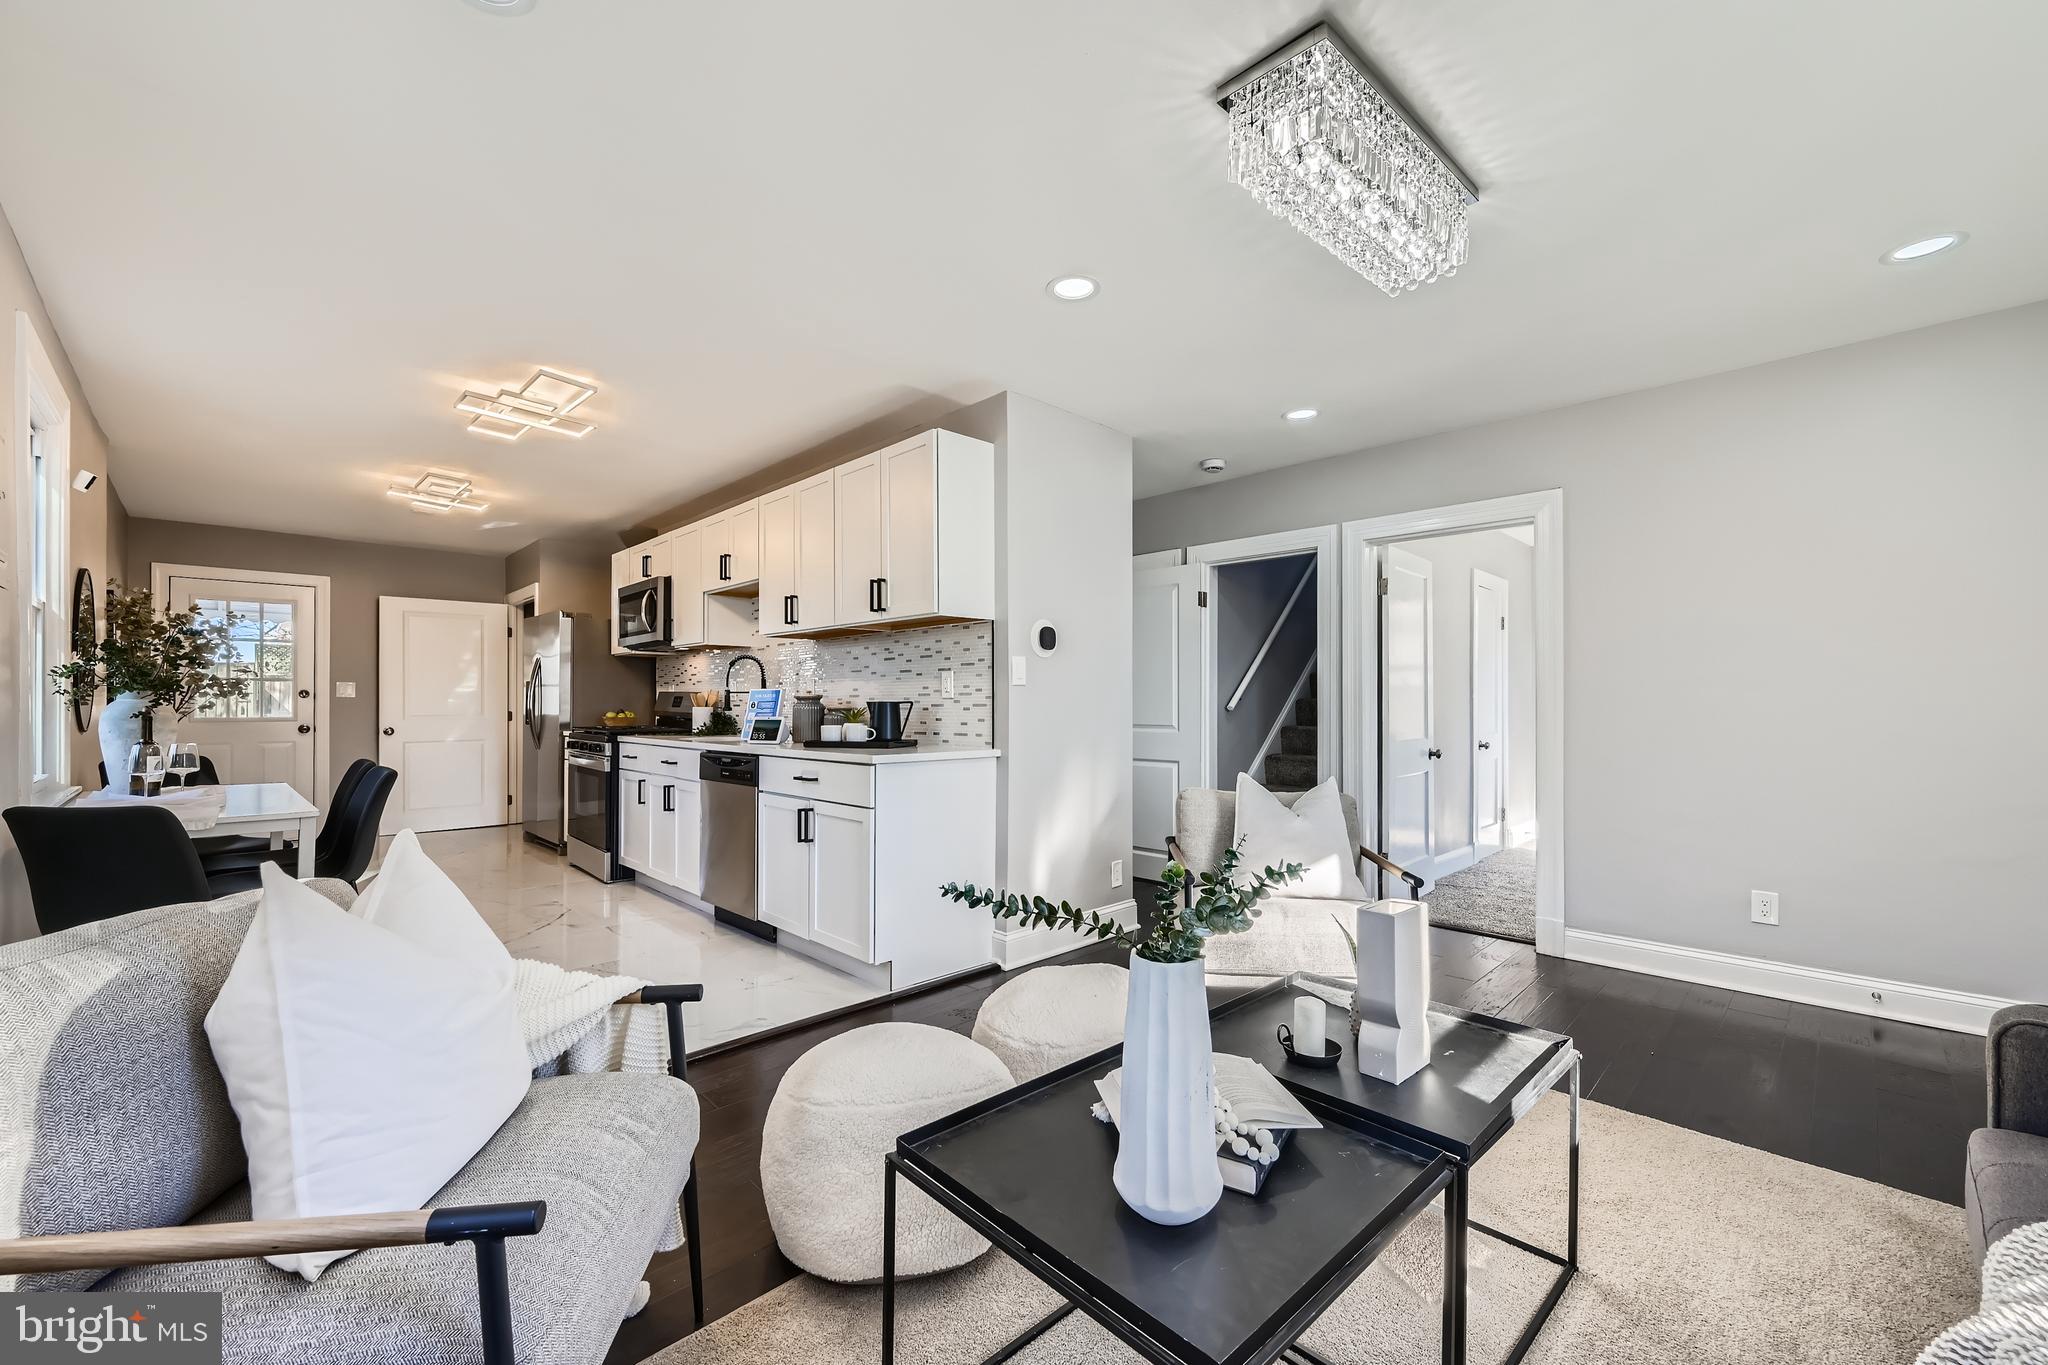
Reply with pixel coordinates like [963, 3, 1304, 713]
[601, 710, 639, 729]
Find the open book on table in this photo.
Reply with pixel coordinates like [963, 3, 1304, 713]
[1093, 1054, 1321, 1195]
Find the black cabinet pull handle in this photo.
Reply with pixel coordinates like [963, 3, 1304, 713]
[636, 780, 646, 805]
[661, 759, 677, 765]
[793, 775, 819, 783]
[719, 552, 732, 581]
[876, 577, 888, 612]
[663, 785, 675, 812]
[797, 808, 813, 843]
[785, 594, 797, 626]
[641, 554, 651, 577]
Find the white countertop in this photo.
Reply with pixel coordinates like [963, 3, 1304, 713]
[619, 734, 999, 765]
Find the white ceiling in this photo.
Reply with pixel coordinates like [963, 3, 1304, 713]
[3, 1, 2045, 552]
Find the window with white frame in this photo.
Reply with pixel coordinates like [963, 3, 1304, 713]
[17, 313, 72, 802]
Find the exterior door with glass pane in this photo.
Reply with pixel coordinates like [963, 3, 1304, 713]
[164, 575, 317, 794]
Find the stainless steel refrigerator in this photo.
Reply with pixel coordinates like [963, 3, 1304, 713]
[519, 612, 642, 849]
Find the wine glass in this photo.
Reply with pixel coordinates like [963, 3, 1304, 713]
[166, 744, 201, 790]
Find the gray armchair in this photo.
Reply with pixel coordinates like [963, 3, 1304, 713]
[1968, 1004, 2048, 1264]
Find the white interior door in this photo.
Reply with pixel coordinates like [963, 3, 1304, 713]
[1131, 557, 1203, 880]
[1379, 547, 1436, 894]
[377, 597, 510, 834]
[1472, 570, 1508, 859]
[166, 575, 318, 794]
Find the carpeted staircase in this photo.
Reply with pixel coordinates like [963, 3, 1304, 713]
[1262, 671, 1317, 791]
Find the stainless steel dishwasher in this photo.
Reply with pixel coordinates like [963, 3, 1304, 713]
[698, 750, 768, 939]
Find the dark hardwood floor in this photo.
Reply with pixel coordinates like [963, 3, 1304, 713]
[605, 913, 1986, 1363]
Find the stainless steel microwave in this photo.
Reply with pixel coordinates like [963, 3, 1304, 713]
[616, 576, 672, 651]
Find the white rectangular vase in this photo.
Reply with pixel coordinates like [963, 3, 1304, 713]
[1354, 899, 1431, 1083]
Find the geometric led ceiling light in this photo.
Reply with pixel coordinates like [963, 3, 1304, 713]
[387, 469, 490, 513]
[456, 367, 597, 441]
[1217, 23, 1478, 297]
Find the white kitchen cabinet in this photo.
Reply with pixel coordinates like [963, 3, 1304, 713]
[753, 792, 873, 959]
[620, 770, 653, 870]
[700, 498, 760, 589]
[668, 523, 706, 647]
[758, 790, 815, 940]
[621, 535, 670, 584]
[830, 430, 993, 629]
[808, 801, 875, 960]
[761, 472, 837, 637]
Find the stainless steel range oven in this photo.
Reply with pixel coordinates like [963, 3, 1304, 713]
[564, 732, 619, 881]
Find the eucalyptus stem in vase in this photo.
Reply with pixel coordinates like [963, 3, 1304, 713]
[942, 842, 1303, 1225]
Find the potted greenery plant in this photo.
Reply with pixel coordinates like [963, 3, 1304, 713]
[942, 843, 1303, 1225]
[50, 582, 251, 784]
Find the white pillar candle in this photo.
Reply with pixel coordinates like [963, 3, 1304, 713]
[1292, 995, 1327, 1056]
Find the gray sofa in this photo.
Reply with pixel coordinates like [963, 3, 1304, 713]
[0, 884, 701, 1364]
[1968, 1004, 2048, 1263]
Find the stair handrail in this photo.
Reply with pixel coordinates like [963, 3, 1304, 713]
[1225, 563, 1315, 714]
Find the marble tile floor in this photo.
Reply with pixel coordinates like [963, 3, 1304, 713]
[368, 825, 884, 1052]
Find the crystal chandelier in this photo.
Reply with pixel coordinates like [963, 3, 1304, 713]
[1219, 25, 1477, 296]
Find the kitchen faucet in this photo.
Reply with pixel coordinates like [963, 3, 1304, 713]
[723, 654, 767, 712]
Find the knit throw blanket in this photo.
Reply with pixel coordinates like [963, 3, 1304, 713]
[515, 958, 670, 1076]
[1918, 1221, 2048, 1363]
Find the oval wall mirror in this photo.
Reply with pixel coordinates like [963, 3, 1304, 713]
[70, 568, 97, 732]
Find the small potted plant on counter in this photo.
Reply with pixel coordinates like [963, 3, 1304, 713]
[940, 843, 1303, 1225]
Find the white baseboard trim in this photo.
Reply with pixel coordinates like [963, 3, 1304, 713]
[1563, 928, 2014, 1035]
[1507, 822, 1538, 849]
[993, 899, 1138, 970]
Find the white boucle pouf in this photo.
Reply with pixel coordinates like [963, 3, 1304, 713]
[970, 963, 1129, 1083]
[760, 1021, 1014, 1284]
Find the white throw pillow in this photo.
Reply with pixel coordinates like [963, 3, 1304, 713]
[1232, 774, 1370, 902]
[204, 842, 529, 1280]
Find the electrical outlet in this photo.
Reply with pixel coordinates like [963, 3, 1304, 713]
[940, 668, 956, 698]
[1750, 890, 1779, 925]
[1111, 859, 1124, 888]
[1010, 655, 1027, 686]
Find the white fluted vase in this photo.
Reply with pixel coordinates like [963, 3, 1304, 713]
[1113, 954, 1222, 1226]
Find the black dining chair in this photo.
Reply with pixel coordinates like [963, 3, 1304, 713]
[3, 805, 213, 935]
[196, 758, 377, 867]
[204, 765, 396, 895]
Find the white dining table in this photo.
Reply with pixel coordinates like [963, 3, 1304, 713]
[209, 783, 322, 877]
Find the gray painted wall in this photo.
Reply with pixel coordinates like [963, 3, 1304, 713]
[1384, 529, 1536, 855]
[1214, 554, 1316, 786]
[1134, 301, 2048, 1002]
[125, 519, 508, 778]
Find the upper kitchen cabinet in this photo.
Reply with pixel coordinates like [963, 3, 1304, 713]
[833, 429, 993, 628]
[699, 497, 760, 590]
[620, 535, 671, 585]
[760, 472, 837, 637]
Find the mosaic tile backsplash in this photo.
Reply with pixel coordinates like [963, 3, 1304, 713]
[653, 601, 994, 746]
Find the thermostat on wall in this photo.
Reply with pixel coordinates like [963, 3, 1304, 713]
[1031, 620, 1058, 657]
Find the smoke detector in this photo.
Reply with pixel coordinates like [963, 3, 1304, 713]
[1198, 458, 1228, 475]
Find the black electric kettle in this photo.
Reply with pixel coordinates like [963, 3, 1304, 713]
[866, 700, 915, 742]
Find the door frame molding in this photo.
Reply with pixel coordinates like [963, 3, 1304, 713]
[1471, 566, 1510, 861]
[1340, 489, 1564, 955]
[150, 562, 333, 813]
[505, 584, 539, 825]
[1187, 525, 1341, 792]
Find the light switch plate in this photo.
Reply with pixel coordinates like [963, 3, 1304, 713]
[940, 668, 956, 698]
[335, 681, 356, 698]
[1010, 656, 1027, 686]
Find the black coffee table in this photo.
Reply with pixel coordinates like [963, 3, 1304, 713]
[884, 1047, 1459, 1365]
[1208, 979, 1581, 1365]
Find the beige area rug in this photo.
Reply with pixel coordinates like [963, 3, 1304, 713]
[650, 1095, 1974, 1365]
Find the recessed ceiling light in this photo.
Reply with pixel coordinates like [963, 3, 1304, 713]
[1284, 408, 1318, 423]
[1883, 232, 1966, 264]
[1199, 458, 1228, 475]
[1046, 275, 1098, 301]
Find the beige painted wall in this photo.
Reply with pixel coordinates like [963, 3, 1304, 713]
[1134, 301, 2048, 1002]
[124, 519, 508, 781]
[1, 202, 126, 941]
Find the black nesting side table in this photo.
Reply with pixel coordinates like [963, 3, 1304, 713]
[884, 1047, 1459, 1365]
[1209, 979, 1581, 1365]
